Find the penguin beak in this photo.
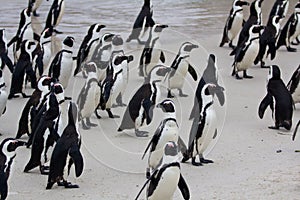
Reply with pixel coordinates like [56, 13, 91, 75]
[161, 25, 168, 29]
[16, 140, 27, 147]
[241, 1, 250, 6]
[97, 25, 106, 32]
[191, 44, 199, 49]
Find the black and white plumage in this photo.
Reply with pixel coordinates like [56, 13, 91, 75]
[258, 65, 293, 130]
[277, 2, 300, 52]
[0, 29, 14, 73]
[220, 0, 249, 48]
[182, 83, 218, 166]
[29, 0, 47, 17]
[231, 25, 264, 79]
[166, 42, 198, 98]
[46, 102, 83, 189]
[74, 24, 106, 76]
[287, 64, 300, 104]
[135, 141, 190, 200]
[126, 0, 155, 44]
[0, 138, 26, 200]
[48, 36, 75, 89]
[45, 0, 65, 34]
[118, 65, 171, 137]
[189, 54, 225, 120]
[139, 24, 168, 78]
[268, 0, 289, 21]
[0, 71, 8, 122]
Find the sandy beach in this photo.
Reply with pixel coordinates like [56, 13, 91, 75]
[0, 0, 299, 199]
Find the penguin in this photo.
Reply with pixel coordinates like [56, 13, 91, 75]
[0, 138, 26, 200]
[15, 75, 53, 139]
[0, 29, 14, 73]
[277, 2, 300, 52]
[258, 65, 293, 130]
[45, 0, 65, 34]
[0, 72, 7, 120]
[73, 24, 106, 76]
[166, 42, 198, 98]
[287, 64, 300, 104]
[189, 54, 225, 120]
[182, 83, 218, 166]
[77, 62, 100, 130]
[8, 40, 37, 99]
[254, 15, 281, 68]
[126, 0, 155, 44]
[135, 141, 190, 200]
[231, 25, 264, 79]
[29, 0, 48, 17]
[268, 0, 289, 21]
[118, 65, 171, 137]
[139, 24, 168, 78]
[230, 0, 264, 56]
[220, 0, 250, 49]
[95, 55, 133, 119]
[46, 102, 83, 189]
[48, 36, 75, 89]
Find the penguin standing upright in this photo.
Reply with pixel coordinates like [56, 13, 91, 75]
[8, 40, 37, 99]
[189, 54, 225, 120]
[46, 102, 83, 189]
[166, 42, 198, 98]
[277, 2, 300, 52]
[259, 65, 293, 130]
[287, 64, 300, 104]
[220, 0, 250, 48]
[0, 138, 26, 200]
[182, 83, 218, 166]
[139, 24, 168, 78]
[268, 0, 289, 21]
[45, 0, 65, 34]
[73, 24, 106, 76]
[118, 65, 171, 137]
[254, 15, 281, 68]
[135, 141, 190, 200]
[0, 29, 14, 73]
[126, 0, 155, 44]
[48, 36, 75, 89]
[231, 25, 264, 79]
[77, 62, 100, 130]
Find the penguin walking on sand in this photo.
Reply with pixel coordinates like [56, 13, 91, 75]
[118, 65, 171, 137]
[0, 29, 14, 73]
[220, 0, 250, 49]
[231, 25, 264, 79]
[48, 36, 75, 89]
[139, 24, 168, 78]
[127, 0, 155, 44]
[0, 138, 26, 200]
[74, 24, 106, 76]
[8, 40, 37, 99]
[45, 0, 65, 34]
[77, 62, 100, 130]
[287, 64, 300, 105]
[259, 65, 293, 130]
[46, 102, 84, 189]
[135, 141, 190, 200]
[189, 54, 225, 120]
[166, 42, 198, 98]
[182, 83, 218, 166]
[254, 15, 281, 68]
[277, 2, 300, 52]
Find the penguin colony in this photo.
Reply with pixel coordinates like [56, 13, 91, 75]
[0, 0, 299, 199]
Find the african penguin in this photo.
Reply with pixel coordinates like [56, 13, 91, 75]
[45, 0, 65, 34]
[126, 0, 155, 44]
[139, 24, 168, 78]
[166, 42, 198, 98]
[29, 0, 46, 17]
[0, 29, 14, 73]
[74, 24, 106, 76]
[277, 2, 300, 52]
[77, 62, 100, 130]
[231, 25, 264, 79]
[287, 64, 300, 104]
[0, 138, 26, 200]
[220, 0, 250, 49]
[182, 83, 218, 166]
[258, 65, 293, 130]
[118, 65, 171, 137]
[268, 0, 289, 22]
[135, 141, 190, 200]
[46, 102, 83, 189]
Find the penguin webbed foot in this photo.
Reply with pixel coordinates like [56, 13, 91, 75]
[106, 109, 120, 118]
[81, 120, 91, 130]
[53, 29, 63, 34]
[178, 89, 188, 97]
[22, 93, 31, 98]
[200, 157, 214, 164]
[287, 46, 297, 52]
[135, 130, 148, 137]
[191, 157, 203, 166]
[243, 71, 253, 79]
[229, 42, 236, 49]
[40, 165, 50, 175]
[268, 126, 279, 130]
[86, 118, 97, 127]
[46, 182, 55, 190]
[167, 90, 174, 98]
[94, 109, 102, 119]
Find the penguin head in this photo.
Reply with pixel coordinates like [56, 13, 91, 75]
[89, 23, 106, 36]
[111, 35, 124, 52]
[146, 65, 171, 83]
[268, 65, 281, 81]
[152, 24, 168, 34]
[52, 82, 65, 104]
[63, 36, 75, 48]
[40, 28, 53, 43]
[249, 25, 264, 38]
[0, 138, 26, 156]
[201, 83, 217, 106]
[37, 75, 53, 92]
[112, 55, 134, 68]
[271, 15, 282, 26]
[164, 141, 178, 157]
[179, 42, 199, 56]
[84, 62, 98, 78]
[295, 2, 300, 13]
[157, 99, 175, 113]
[101, 33, 115, 45]
[234, 0, 250, 8]
[22, 40, 36, 54]
[250, 0, 263, 17]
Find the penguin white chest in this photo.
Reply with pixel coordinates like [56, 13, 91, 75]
[168, 61, 189, 89]
[23, 24, 33, 41]
[236, 40, 259, 71]
[292, 85, 300, 103]
[107, 72, 123, 108]
[81, 82, 100, 118]
[228, 12, 243, 40]
[0, 90, 8, 117]
[42, 43, 52, 71]
[59, 53, 73, 88]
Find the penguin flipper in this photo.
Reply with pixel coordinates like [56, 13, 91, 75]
[287, 65, 300, 93]
[7, 36, 18, 47]
[178, 174, 190, 200]
[216, 86, 225, 106]
[188, 64, 197, 81]
[142, 98, 154, 125]
[292, 120, 300, 141]
[267, 41, 277, 60]
[160, 51, 165, 63]
[258, 93, 273, 119]
[68, 144, 84, 177]
[142, 123, 162, 159]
